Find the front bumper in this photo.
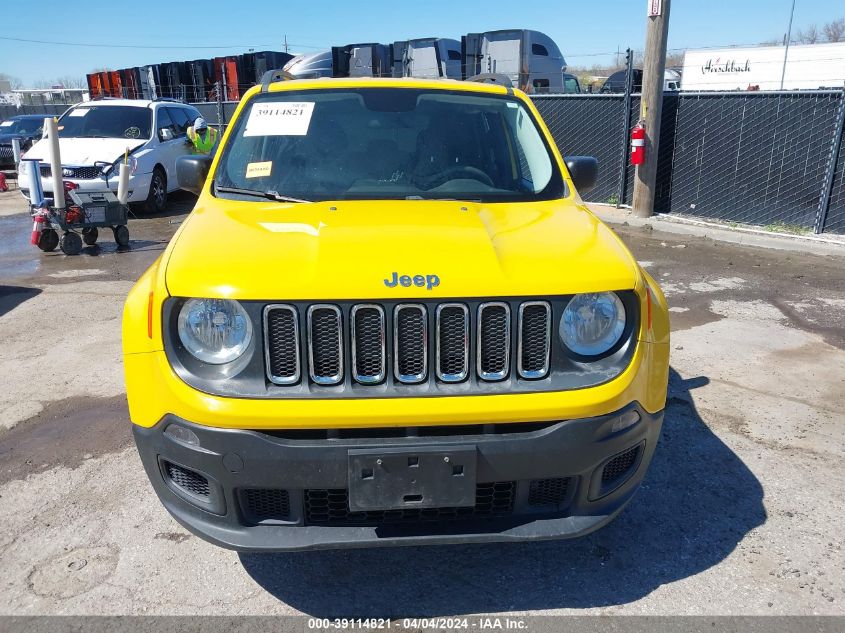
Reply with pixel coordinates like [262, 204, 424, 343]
[19, 171, 152, 204]
[133, 403, 663, 551]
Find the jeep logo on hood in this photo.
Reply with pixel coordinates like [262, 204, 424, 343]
[384, 272, 440, 290]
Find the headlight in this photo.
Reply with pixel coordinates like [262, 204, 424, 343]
[110, 156, 138, 176]
[177, 299, 253, 364]
[560, 292, 626, 357]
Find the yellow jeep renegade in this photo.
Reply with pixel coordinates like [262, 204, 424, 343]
[123, 76, 669, 551]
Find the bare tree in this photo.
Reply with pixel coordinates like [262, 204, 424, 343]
[0, 72, 23, 90]
[796, 25, 819, 44]
[666, 51, 686, 68]
[55, 76, 86, 89]
[823, 18, 845, 42]
[31, 76, 86, 89]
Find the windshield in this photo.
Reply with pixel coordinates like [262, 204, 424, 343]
[0, 118, 43, 136]
[57, 105, 152, 140]
[213, 88, 564, 202]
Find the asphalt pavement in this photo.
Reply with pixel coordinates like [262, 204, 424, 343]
[0, 188, 842, 616]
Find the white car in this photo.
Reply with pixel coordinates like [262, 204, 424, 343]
[20, 99, 203, 213]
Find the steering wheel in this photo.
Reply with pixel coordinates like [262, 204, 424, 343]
[420, 166, 494, 189]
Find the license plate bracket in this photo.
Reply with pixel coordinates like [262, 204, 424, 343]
[347, 445, 477, 512]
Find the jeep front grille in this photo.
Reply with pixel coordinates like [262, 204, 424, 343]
[478, 302, 510, 380]
[263, 300, 554, 389]
[394, 304, 427, 383]
[351, 304, 386, 384]
[307, 305, 343, 385]
[436, 304, 469, 382]
[518, 301, 552, 379]
[264, 305, 300, 384]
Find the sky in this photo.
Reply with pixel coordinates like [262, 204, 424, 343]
[1, 0, 843, 86]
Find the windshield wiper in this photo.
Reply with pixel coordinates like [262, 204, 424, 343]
[405, 195, 482, 202]
[215, 185, 310, 203]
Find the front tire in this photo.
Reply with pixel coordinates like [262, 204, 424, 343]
[143, 168, 167, 214]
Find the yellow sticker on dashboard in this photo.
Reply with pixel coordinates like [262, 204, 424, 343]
[245, 161, 272, 178]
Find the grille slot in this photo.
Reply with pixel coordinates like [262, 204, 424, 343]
[528, 477, 570, 506]
[308, 305, 343, 385]
[241, 489, 291, 523]
[602, 445, 641, 485]
[477, 302, 510, 381]
[394, 305, 427, 383]
[304, 481, 516, 525]
[264, 305, 300, 385]
[351, 305, 386, 384]
[163, 461, 210, 498]
[67, 166, 102, 180]
[518, 301, 552, 379]
[436, 303, 469, 382]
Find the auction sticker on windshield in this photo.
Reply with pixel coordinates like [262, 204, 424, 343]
[243, 102, 315, 137]
[68, 109, 89, 117]
[245, 161, 273, 178]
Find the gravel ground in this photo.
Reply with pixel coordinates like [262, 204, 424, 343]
[0, 188, 842, 616]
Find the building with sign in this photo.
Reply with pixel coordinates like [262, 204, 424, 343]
[681, 41, 845, 91]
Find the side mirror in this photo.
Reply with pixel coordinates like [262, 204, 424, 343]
[176, 155, 212, 196]
[159, 127, 174, 142]
[564, 156, 598, 194]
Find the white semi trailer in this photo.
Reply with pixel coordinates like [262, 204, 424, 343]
[681, 42, 845, 91]
[282, 29, 573, 92]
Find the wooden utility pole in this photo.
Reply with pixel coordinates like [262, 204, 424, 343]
[632, 0, 672, 218]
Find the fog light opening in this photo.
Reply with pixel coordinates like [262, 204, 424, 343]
[164, 424, 200, 447]
[611, 410, 640, 433]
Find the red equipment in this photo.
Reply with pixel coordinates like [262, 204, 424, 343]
[0, 172, 7, 192]
[30, 210, 48, 245]
[630, 123, 646, 166]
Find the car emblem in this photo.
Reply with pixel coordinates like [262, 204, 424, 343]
[384, 272, 440, 290]
[62, 168, 73, 177]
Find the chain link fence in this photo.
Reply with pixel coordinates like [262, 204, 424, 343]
[3, 86, 845, 235]
[533, 95, 627, 204]
[533, 89, 845, 235]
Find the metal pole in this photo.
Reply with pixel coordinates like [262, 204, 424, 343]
[632, 0, 672, 218]
[44, 116, 64, 209]
[215, 81, 224, 134]
[616, 49, 634, 208]
[814, 87, 845, 234]
[780, 0, 796, 90]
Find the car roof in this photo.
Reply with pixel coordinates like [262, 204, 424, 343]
[260, 76, 516, 98]
[9, 114, 48, 120]
[72, 99, 197, 109]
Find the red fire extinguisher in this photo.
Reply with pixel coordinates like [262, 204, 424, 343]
[630, 123, 646, 166]
[30, 210, 48, 246]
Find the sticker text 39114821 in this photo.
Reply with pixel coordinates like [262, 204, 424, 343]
[243, 102, 315, 137]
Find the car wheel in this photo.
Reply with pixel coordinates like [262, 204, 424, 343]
[143, 168, 167, 214]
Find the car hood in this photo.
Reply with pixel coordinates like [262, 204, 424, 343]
[0, 133, 31, 144]
[25, 137, 146, 166]
[165, 198, 640, 300]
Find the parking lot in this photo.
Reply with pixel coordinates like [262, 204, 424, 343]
[0, 187, 843, 617]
